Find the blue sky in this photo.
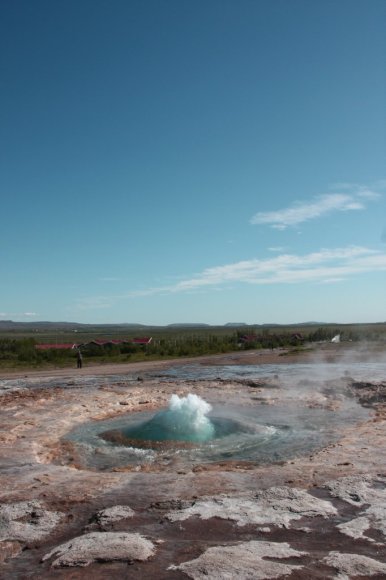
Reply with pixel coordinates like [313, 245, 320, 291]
[1, 0, 385, 325]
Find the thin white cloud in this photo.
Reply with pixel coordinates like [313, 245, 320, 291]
[319, 278, 345, 284]
[168, 246, 385, 291]
[250, 183, 382, 229]
[71, 245, 386, 308]
[0, 312, 38, 318]
[127, 246, 386, 295]
[330, 179, 386, 192]
[268, 246, 287, 253]
[251, 193, 363, 229]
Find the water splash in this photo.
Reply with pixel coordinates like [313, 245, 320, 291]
[167, 394, 215, 440]
[119, 393, 215, 443]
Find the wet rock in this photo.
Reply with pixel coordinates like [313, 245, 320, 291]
[42, 531, 155, 567]
[150, 499, 194, 511]
[350, 381, 386, 406]
[0, 500, 62, 542]
[352, 381, 379, 390]
[169, 540, 305, 579]
[238, 379, 277, 389]
[95, 505, 135, 528]
[166, 486, 336, 528]
[324, 551, 386, 579]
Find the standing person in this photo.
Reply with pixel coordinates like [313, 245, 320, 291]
[76, 350, 83, 369]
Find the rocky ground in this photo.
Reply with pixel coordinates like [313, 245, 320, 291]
[0, 344, 386, 579]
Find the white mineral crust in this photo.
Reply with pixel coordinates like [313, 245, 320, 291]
[42, 531, 155, 567]
[167, 486, 337, 528]
[0, 500, 62, 542]
[324, 551, 386, 579]
[169, 540, 305, 579]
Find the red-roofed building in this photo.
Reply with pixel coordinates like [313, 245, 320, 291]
[35, 343, 77, 350]
[131, 337, 152, 345]
[76, 337, 153, 349]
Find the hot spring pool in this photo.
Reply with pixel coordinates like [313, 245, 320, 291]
[63, 392, 368, 472]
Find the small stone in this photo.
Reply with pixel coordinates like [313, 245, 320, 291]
[95, 505, 135, 528]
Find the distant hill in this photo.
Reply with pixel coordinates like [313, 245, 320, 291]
[0, 320, 147, 331]
[1, 320, 383, 333]
[260, 322, 329, 327]
[296, 321, 329, 326]
[167, 323, 210, 328]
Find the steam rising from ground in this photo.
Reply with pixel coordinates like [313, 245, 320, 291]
[305, 341, 386, 384]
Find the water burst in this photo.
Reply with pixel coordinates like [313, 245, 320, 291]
[156, 393, 215, 442]
[101, 394, 252, 450]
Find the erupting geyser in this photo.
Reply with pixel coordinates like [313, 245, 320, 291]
[121, 393, 216, 443]
[101, 394, 252, 451]
[154, 393, 215, 442]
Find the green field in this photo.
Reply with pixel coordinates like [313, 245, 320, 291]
[0, 321, 385, 371]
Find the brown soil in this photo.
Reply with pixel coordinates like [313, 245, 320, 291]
[1, 344, 386, 578]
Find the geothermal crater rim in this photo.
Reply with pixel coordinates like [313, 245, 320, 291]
[61, 389, 368, 473]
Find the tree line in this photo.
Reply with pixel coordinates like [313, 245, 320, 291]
[0, 324, 384, 368]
